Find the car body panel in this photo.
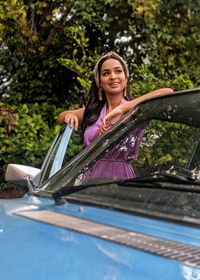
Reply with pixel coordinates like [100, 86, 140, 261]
[0, 196, 200, 280]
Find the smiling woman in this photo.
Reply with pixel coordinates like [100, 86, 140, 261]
[58, 51, 173, 180]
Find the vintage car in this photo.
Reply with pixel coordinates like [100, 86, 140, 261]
[1, 88, 200, 279]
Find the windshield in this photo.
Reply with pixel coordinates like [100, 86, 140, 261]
[72, 120, 200, 185]
[36, 89, 200, 224]
[38, 89, 200, 191]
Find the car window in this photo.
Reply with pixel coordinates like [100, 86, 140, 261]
[75, 120, 200, 185]
[39, 125, 83, 184]
[134, 120, 200, 177]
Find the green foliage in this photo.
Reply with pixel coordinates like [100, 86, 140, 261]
[0, 102, 59, 186]
[68, 132, 84, 160]
[130, 63, 197, 97]
[58, 25, 94, 95]
[128, 0, 200, 88]
[135, 121, 198, 177]
[0, 0, 133, 106]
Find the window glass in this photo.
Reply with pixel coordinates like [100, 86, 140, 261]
[40, 127, 83, 184]
[75, 120, 200, 185]
[134, 120, 200, 177]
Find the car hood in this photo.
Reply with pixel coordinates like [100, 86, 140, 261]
[1, 195, 200, 280]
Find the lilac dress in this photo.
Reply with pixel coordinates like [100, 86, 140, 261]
[83, 100, 146, 181]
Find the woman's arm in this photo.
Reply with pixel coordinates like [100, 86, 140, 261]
[58, 107, 85, 131]
[103, 88, 174, 127]
[117, 88, 174, 114]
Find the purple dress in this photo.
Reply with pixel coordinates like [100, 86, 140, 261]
[82, 100, 146, 181]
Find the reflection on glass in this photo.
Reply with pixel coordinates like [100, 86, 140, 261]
[75, 119, 200, 185]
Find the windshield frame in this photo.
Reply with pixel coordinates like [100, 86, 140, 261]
[34, 87, 200, 197]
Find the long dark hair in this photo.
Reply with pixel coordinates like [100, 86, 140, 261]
[81, 53, 133, 133]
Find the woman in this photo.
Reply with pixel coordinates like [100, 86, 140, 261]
[58, 51, 173, 180]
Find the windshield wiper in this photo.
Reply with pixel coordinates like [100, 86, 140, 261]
[118, 173, 200, 192]
[52, 179, 116, 204]
[52, 173, 200, 204]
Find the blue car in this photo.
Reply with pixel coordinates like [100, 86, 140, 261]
[1, 88, 200, 280]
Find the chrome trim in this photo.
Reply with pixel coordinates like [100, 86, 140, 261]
[16, 210, 200, 268]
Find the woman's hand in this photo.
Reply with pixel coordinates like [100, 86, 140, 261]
[57, 107, 85, 130]
[62, 112, 79, 131]
[103, 107, 124, 129]
[97, 122, 108, 136]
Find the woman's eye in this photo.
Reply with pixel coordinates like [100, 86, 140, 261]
[116, 69, 122, 74]
[102, 69, 122, 76]
[102, 72, 109, 76]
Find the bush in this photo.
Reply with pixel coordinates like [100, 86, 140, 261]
[0, 102, 59, 188]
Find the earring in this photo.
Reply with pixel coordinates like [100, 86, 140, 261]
[98, 88, 103, 101]
[123, 84, 127, 97]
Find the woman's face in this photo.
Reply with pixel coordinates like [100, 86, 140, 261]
[100, 58, 127, 97]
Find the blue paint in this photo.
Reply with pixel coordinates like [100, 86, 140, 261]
[0, 195, 200, 280]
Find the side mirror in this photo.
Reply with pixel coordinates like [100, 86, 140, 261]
[5, 164, 41, 188]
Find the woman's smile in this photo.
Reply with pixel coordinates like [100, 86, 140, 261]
[109, 82, 120, 87]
